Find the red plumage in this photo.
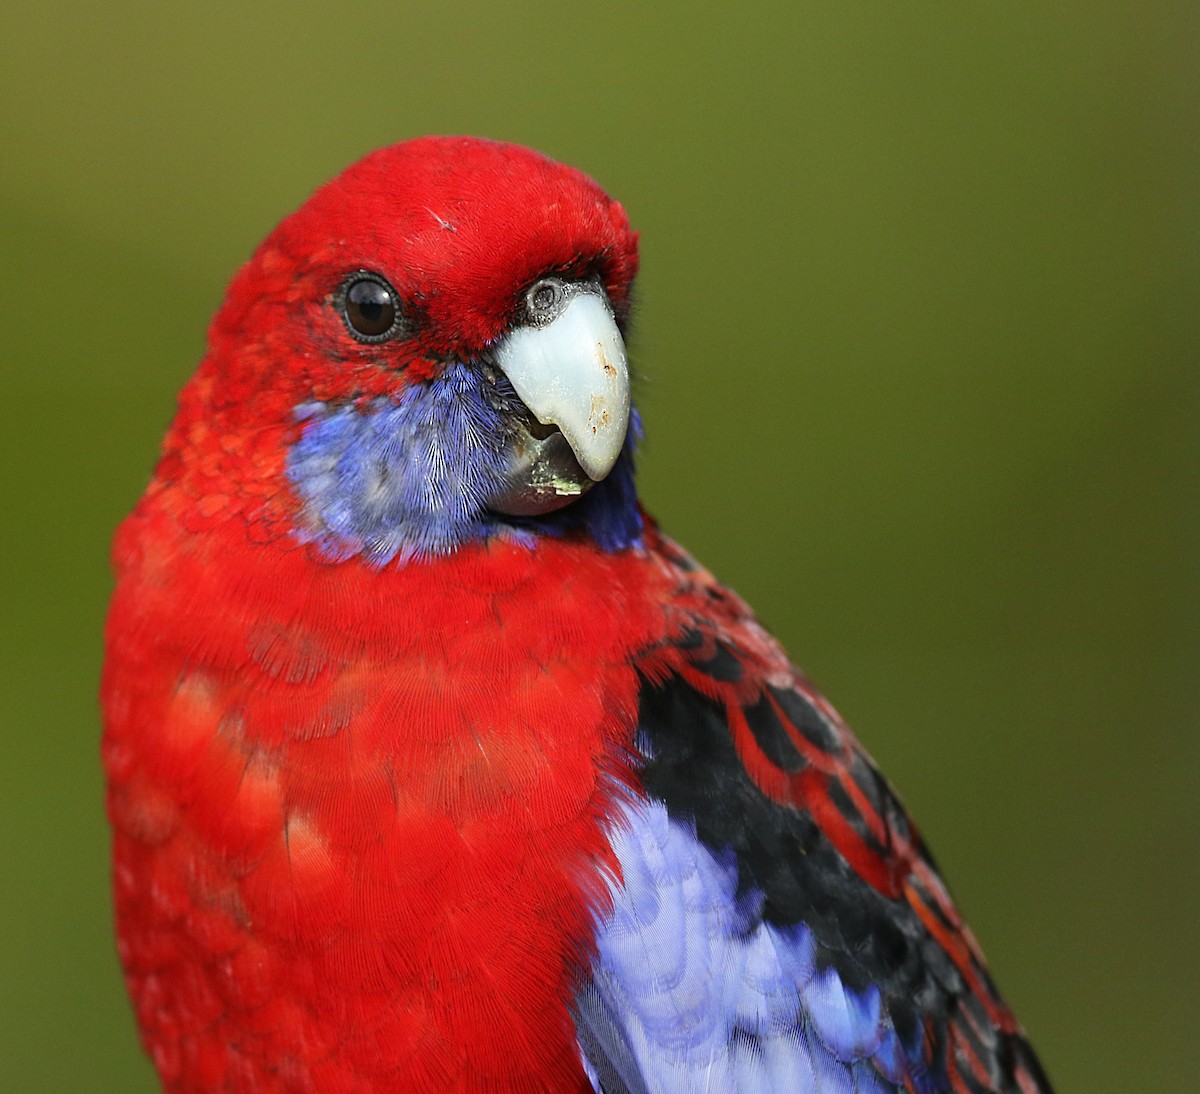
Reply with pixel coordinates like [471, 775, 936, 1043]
[102, 137, 1049, 1093]
[105, 517, 662, 1089]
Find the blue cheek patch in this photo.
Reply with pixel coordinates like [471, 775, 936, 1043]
[286, 361, 643, 564]
[576, 798, 920, 1093]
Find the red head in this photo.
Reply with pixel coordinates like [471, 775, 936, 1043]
[157, 137, 644, 559]
[202, 136, 638, 412]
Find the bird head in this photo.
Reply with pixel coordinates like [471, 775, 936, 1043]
[167, 137, 643, 562]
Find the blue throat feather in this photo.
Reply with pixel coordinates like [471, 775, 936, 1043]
[286, 360, 643, 564]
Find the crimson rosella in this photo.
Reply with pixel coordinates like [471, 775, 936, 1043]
[102, 136, 1052, 1094]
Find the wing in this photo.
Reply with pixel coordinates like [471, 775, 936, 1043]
[575, 529, 1051, 1094]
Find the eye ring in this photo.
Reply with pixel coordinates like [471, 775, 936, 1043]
[525, 277, 567, 324]
[338, 272, 403, 343]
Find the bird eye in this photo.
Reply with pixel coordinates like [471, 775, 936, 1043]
[340, 273, 402, 342]
[525, 278, 566, 323]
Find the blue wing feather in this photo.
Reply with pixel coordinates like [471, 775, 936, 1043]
[576, 797, 905, 1093]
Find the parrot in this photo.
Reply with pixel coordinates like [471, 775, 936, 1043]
[101, 136, 1052, 1094]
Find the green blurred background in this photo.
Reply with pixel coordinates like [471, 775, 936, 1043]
[1, 1, 1195, 1090]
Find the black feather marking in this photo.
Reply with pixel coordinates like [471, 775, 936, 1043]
[573, 982, 651, 1094]
[694, 640, 743, 684]
[766, 682, 841, 754]
[743, 692, 806, 772]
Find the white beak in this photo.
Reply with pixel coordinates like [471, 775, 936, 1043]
[493, 292, 630, 482]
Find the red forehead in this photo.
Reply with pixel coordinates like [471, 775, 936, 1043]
[260, 136, 639, 351]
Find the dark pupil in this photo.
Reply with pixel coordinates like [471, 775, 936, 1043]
[346, 280, 396, 336]
[532, 284, 556, 311]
